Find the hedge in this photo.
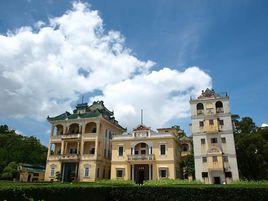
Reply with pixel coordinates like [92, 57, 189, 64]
[0, 186, 268, 201]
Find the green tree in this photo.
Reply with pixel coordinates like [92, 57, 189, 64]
[181, 154, 195, 179]
[1, 162, 19, 180]
[0, 124, 47, 179]
[234, 117, 268, 180]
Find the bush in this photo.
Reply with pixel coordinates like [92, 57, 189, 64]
[144, 178, 202, 186]
[0, 184, 267, 201]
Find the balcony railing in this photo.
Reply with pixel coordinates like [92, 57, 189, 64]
[216, 108, 224, 113]
[82, 154, 96, 160]
[60, 154, 79, 161]
[127, 154, 155, 161]
[208, 162, 224, 171]
[197, 110, 204, 115]
[61, 133, 81, 139]
[83, 133, 97, 139]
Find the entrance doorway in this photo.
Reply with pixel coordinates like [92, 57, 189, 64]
[134, 164, 149, 184]
[213, 176, 221, 184]
[61, 162, 78, 182]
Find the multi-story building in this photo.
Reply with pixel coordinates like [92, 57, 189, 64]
[190, 89, 239, 184]
[44, 101, 126, 182]
[110, 124, 183, 183]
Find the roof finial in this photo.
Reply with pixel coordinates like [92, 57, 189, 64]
[141, 109, 143, 125]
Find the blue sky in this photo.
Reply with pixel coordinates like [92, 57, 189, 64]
[0, 0, 267, 145]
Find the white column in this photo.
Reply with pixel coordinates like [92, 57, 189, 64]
[60, 141, 64, 155]
[50, 125, 55, 137]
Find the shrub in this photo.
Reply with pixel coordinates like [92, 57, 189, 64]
[144, 178, 202, 186]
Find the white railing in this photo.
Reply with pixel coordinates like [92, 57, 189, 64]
[61, 134, 81, 139]
[127, 154, 155, 161]
[83, 133, 96, 139]
[61, 154, 79, 160]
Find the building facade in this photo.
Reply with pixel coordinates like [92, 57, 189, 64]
[110, 124, 184, 183]
[190, 89, 239, 184]
[44, 101, 125, 182]
[18, 163, 45, 182]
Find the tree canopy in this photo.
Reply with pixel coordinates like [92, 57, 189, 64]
[234, 117, 268, 180]
[0, 125, 47, 179]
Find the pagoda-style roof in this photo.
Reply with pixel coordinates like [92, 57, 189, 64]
[133, 124, 150, 131]
[47, 101, 125, 131]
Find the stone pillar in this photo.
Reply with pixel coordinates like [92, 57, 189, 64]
[131, 165, 134, 181]
[61, 141, 65, 155]
[77, 141, 80, 155]
[47, 142, 51, 159]
[95, 122, 101, 159]
[50, 125, 55, 137]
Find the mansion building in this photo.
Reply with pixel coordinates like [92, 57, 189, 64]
[44, 89, 239, 184]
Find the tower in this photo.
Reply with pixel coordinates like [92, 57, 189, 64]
[190, 89, 239, 184]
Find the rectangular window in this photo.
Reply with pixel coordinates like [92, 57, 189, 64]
[209, 119, 214, 125]
[213, 156, 218, 162]
[223, 156, 228, 162]
[202, 157, 207, 163]
[159, 169, 167, 178]
[103, 169, 105, 179]
[199, 121, 204, 127]
[90, 147, 95, 155]
[201, 138, 206, 144]
[211, 138, 218, 144]
[225, 171, 232, 178]
[116, 169, 124, 178]
[84, 167, 90, 177]
[221, 137, 226, 143]
[160, 144, 166, 155]
[219, 119, 224, 125]
[50, 167, 55, 177]
[202, 172, 208, 178]
[118, 146, 124, 156]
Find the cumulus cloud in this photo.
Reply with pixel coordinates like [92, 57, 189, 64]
[0, 2, 212, 130]
[261, 123, 268, 128]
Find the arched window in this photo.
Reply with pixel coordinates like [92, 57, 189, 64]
[56, 125, 63, 135]
[85, 122, 97, 133]
[69, 123, 80, 134]
[134, 142, 149, 155]
[196, 103, 204, 115]
[215, 101, 224, 113]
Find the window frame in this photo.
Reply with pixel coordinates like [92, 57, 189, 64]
[50, 166, 55, 177]
[202, 157, 207, 163]
[160, 144, 166, 155]
[84, 166, 90, 178]
[159, 168, 168, 178]
[212, 156, 218, 162]
[116, 168, 124, 178]
[118, 146, 124, 157]
[221, 137, 226, 143]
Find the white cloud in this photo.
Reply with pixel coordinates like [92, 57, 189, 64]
[0, 2, 212, 130]
[261, 123, 268, 128]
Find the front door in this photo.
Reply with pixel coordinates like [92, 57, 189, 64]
[134, 164, 149, 184]
[213, 176, 221, 184]
[62, 162, 78, 182]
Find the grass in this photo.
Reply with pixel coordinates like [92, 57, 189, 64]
[0, 179, 267, 189]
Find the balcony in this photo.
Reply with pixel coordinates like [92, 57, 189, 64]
[61, 133, 81, 139]
[208, 161, 224, 171]
[48, 155, 61, 160]
[51, 135, 61, 142]
[81, 154, 96, 160]
[127, 154, 155, 161]
[60, 154, 79, 161]
[216, 108, 224, 113]
[197, 110, 204, 115]
[83, 133, 97, 139]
